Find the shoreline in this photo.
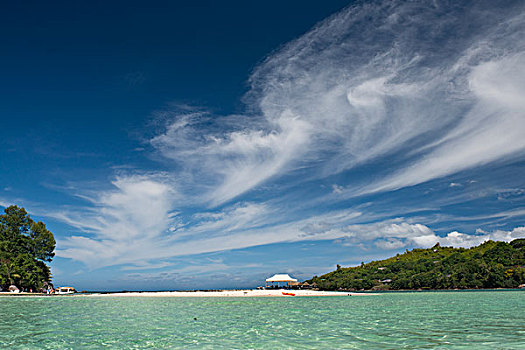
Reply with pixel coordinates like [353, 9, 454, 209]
[0, 289, 373, 297]
[2, 288, 522, 297]
[84, 289, 374, 297]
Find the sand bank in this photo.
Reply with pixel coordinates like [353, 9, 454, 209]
[86, 289, 373, 297]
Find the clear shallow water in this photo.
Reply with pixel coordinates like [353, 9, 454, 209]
[0, 291, 524, 349]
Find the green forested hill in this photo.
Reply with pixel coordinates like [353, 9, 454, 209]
[308, 239, 525, 291]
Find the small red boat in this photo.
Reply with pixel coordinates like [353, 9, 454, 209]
[282, 292, 295, 296]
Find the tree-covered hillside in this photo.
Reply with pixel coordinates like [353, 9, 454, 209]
[309, 239, 525, 291]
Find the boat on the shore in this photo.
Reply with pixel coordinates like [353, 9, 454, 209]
[55, 287, 76, 295]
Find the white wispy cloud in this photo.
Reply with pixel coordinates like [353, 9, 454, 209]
[365, 51, 525, 194]
[47, 0, 525, 270]
[190, 202, 272, 234]
[312, 218, 525, 250]
[54, 174, 178, 268]
[55, 186, 525, 268]
[150, 109, 311, 206]
[415, 227, 525, 249]
[149, 0, 525, 205]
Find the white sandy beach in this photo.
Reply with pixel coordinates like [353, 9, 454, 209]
[85, 289, 373, 297]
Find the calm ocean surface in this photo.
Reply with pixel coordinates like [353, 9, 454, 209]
[1, 290, 524, 349]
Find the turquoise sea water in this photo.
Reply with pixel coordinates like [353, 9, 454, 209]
[0, 291, 524, 349]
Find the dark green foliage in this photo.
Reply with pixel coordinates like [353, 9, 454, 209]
[308, 239, 525, 291]
[0, 205, 55, 291]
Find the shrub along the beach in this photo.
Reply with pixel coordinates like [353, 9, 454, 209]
[309, 239, 525, 291]
[0, 205, 55, 291]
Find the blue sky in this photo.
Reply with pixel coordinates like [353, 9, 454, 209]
[1, 0, 525, 291]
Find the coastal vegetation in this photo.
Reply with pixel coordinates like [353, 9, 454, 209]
[309, 239, 525, 291]
[0, 205, 56, 292]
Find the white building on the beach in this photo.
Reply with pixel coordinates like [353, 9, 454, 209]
[265, 274, 298, 288]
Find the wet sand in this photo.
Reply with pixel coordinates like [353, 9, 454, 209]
[85, 289, 374, 297]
